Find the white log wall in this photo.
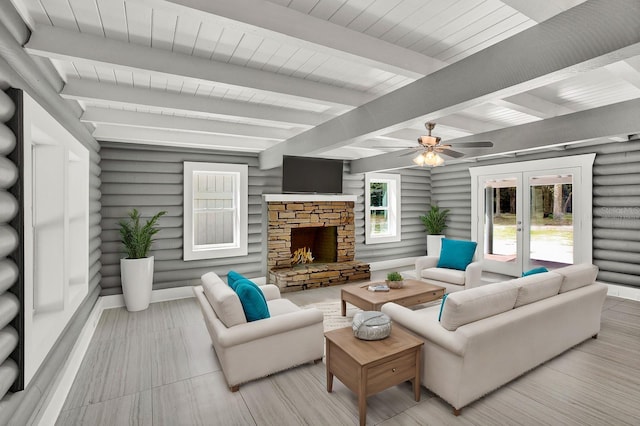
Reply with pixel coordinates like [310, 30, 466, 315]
[430, 140, 640, 288]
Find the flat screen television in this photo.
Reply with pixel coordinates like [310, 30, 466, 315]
[282, 155, 343, 194]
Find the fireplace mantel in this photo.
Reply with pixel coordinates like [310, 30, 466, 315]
[263, 194, 357, 203]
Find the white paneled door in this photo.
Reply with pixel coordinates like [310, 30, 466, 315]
[471, 155, 594, 277]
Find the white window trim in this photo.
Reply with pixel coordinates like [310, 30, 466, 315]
[365, 172, 402, 244]
[183, 162, 248, 260]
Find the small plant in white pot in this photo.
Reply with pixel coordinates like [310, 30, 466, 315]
[420, 204, 450, 257]
[119, 208, 167, 312]
[386, 271, 404, 289]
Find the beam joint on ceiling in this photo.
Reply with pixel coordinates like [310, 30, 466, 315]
[25, 25, 372, 107]
[130, 0, 444, 78]
[259, 0, 640, 169]
[61, 79, 330, 127]
[351, 98, 640, 174]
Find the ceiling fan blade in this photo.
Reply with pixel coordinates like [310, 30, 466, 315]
[369, 146, 415, 149]
[439, 148, 465, 158]
[452, 141, 493, 148]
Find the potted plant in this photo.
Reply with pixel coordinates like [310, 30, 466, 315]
[119, 208, 167, 311]
[420, 204, 450, 256]
[385, 271, 404, 289]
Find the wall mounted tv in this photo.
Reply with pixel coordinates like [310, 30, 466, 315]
[282, 155, 344, 194]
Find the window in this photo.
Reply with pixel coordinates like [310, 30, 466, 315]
[365, 173, 401, 244]
[183, 162, 248, 260]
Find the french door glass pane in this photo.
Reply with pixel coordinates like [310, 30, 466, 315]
[529, 174, 573, 266]
[484, 178, 518, 263]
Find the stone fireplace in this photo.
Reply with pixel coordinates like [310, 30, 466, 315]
[264, 194, 370, 292]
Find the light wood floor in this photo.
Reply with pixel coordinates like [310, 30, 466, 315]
[56, 279, 640, 425]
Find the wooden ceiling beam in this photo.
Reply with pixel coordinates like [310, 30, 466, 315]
[81, 107, 296, 140]
[61, 79, 329, 127]
[25, 25, 371, 107]
[93, 124, 275, 151]
[132, 0, 445, 78]
[260, 0, 640, 169]
[500, 0, 587, 23]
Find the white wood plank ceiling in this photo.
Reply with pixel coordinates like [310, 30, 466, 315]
[8, 0, 640, 170]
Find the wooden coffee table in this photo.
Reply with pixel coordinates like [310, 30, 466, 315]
[325, 326, 423, 426]
[341, 279, 445, 316]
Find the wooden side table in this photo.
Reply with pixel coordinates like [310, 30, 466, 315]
[324, 326, 423, 426]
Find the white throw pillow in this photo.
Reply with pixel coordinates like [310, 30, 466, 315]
[201, 272, 247, 327]
[556, 264, 598, 293]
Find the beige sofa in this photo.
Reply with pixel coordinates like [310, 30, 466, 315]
[382, 264, 607, 415]
[193, 272, 324, 391]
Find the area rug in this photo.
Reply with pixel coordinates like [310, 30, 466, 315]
[303, 301, 361, 332]
[303, 299, 441, 332]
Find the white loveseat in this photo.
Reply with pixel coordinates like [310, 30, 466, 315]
[382, 264, 607, 415]
[193, 272, 324, 391]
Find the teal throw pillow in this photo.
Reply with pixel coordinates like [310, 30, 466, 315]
[522, 266, 549, 277]
[227, 270, 248, 290]
[234, 280, 270, 322]
[438, 294, 449, 322]
[437, 239, 478, 271]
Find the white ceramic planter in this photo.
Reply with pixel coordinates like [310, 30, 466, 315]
[427, 235, 445, 257]
[120, 256, 154, 312]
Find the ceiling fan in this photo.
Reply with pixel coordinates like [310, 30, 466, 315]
[405, 122, 493, 166]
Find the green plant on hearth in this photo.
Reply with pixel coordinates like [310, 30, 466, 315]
[420, 204, 450, 235]
[119, 208, 167, 259]
[386, 271, 403, 282]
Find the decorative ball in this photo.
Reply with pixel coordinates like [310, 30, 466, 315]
[352, 311, 392, 340]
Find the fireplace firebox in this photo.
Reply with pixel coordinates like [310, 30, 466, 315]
[291, 226, 337, 263]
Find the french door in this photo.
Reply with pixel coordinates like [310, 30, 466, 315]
[470, 155, 594, 277]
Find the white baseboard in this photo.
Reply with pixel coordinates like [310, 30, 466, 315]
[603, 282, 640, 301]
[369, 257, 418, 271]
[100, 285, 195, 309]
[34, 297, 105, 426]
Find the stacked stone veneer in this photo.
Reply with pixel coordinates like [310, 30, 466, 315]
[267, 200, 370, 292]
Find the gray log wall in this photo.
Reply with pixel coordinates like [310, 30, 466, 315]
[99, 144, 431, 293]
[0, 87, 20, 412]
[429, 140, 640, 288]
[345, 163, 431, 262]
[99, 143, 280, 294]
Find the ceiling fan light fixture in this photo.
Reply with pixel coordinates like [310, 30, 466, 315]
[413, 151, 445, 167]
[424, 151, 444, 166]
